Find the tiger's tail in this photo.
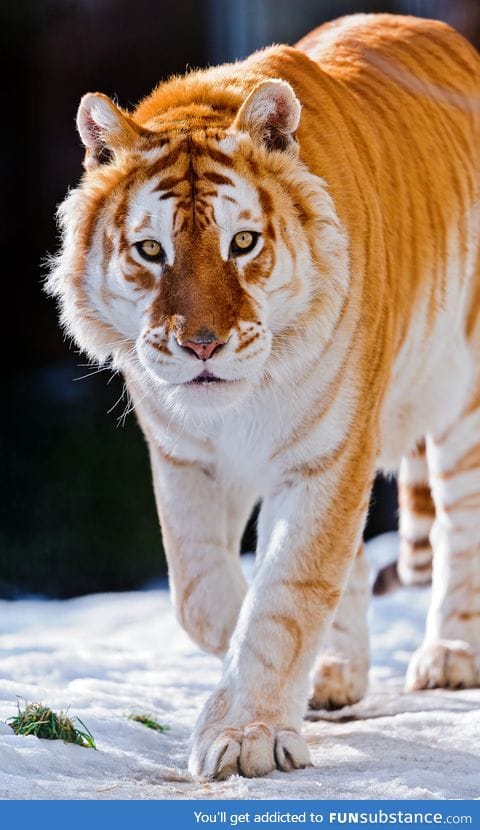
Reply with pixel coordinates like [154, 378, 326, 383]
[373, 441, 434, 595]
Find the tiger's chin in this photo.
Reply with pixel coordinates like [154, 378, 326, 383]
[170, 376, 252, 416]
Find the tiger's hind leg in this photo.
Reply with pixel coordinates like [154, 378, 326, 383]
[309, 544, 369, 709]
[406, 400, 480, 690]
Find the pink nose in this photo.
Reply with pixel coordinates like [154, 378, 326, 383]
[180, 336, 225, 361]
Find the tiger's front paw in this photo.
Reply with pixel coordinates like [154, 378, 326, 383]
[309, 654, 368, 710]
[177, 570, 246, 657]
[406, 640, 479, 691]
[189, 721, 311, 780]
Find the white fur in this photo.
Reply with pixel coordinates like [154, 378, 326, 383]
[400, 512, 433, 542]
[398, 452, 429, 485]
[428, 409, 480, 473]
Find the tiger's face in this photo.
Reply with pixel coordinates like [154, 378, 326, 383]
[50, 81, 346, 413]
[96, 131, 301, 409]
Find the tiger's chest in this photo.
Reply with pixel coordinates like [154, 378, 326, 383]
[214, 389, 294, 494]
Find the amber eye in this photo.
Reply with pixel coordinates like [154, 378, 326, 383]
[135, 239, 165, 263]
[230, 231, 259, 257]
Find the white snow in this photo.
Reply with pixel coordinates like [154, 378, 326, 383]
[0, 534, 479, 800]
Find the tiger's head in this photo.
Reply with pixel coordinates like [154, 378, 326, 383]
[48, 77, 348, 415]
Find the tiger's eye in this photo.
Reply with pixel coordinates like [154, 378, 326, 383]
[234, 231, 253, 249]
[230, 231, 259, 257]
[135, 239, 164, 262]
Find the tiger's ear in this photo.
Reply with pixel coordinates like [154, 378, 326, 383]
[77, 92, 140, 170]
[233, 80, 301, 152]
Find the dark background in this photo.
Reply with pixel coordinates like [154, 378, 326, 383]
[2, 0, 479, 597]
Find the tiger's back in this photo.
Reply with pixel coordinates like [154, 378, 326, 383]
[295, 13, 480, 463]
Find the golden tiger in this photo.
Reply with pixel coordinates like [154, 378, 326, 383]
[47, 13, 480, 780]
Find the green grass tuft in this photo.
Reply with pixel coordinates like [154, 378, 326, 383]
[128, 713, 169, 733]
[7, 702, 96, 749]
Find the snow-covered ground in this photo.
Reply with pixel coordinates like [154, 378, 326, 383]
[0, 534, 479, 800]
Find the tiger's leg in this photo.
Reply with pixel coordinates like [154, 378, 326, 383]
[149, 443, 251, 657]
[406, 404, 480, 690]
[398, 441, 435, 587]
[309, 544, 369, 709]
[310, 442, 435, 708]
[189, 442, 374, 779]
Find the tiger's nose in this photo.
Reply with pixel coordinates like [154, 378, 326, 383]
[179, 332, 225, 361]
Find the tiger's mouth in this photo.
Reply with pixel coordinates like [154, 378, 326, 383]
[187, 369, 229, 385]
